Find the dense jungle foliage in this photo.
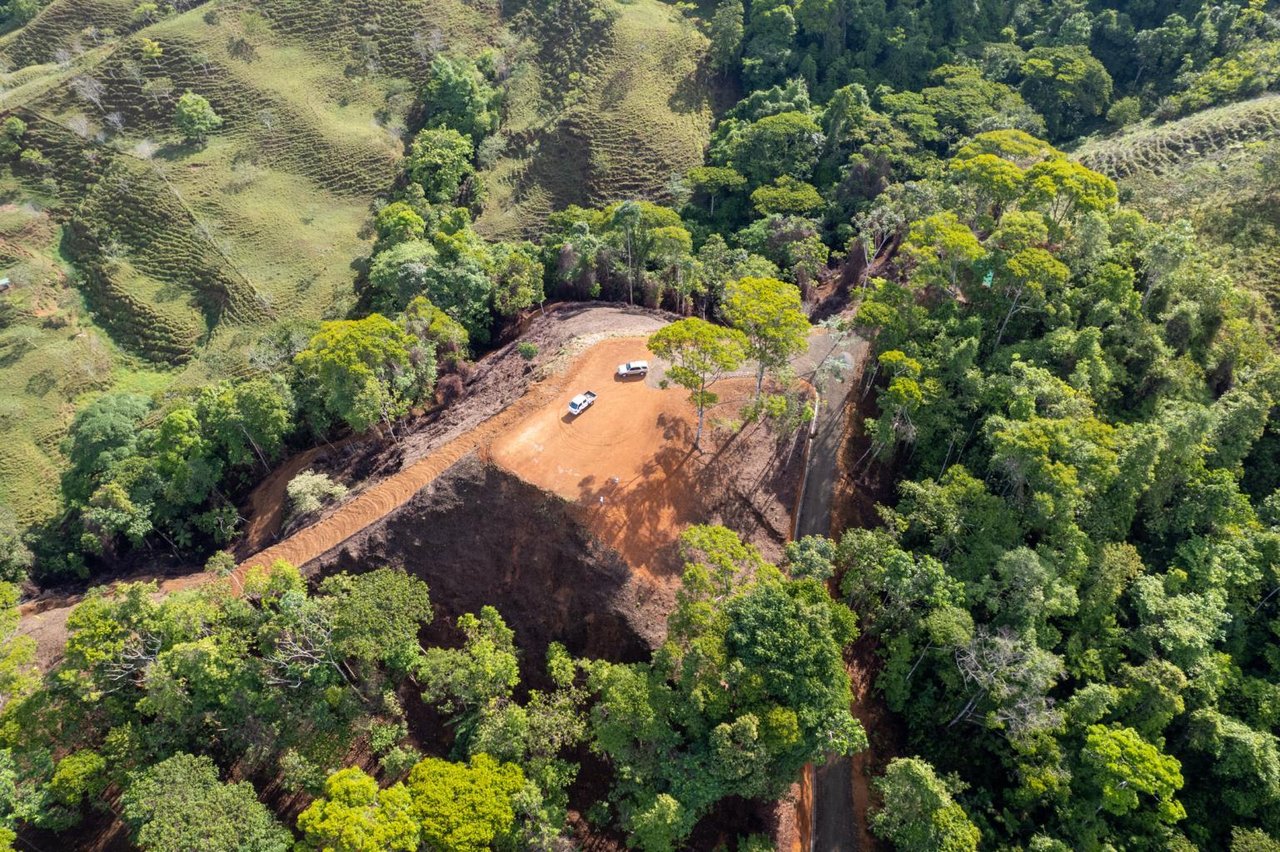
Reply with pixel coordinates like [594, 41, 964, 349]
[0, 0, 1278, 847]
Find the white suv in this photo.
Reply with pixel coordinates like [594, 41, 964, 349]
[616, 360, 649, 378]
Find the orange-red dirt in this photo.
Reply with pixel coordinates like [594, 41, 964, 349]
[489, 337, 766, 585]
[19, 328, 800, 669]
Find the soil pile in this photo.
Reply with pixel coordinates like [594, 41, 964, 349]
[305, 456, 667, 673]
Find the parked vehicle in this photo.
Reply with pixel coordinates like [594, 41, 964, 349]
[616, 360, 649, 377]
[567, 391, 598, 415]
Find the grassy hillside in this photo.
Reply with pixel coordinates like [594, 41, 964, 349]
[0, 0, 713, 525]
[476, 0, 715, 239]
[1074, 95, 1280, 311]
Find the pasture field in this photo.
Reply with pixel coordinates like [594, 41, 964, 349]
[1075, 96, 1280, 310]
[0, 0, 712, 524]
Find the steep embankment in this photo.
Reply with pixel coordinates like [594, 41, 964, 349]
[307, 456, 666, 677]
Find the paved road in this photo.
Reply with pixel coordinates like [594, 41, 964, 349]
[793, 329, 868, 852]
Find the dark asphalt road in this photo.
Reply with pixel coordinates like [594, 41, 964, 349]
[794, 330, 868, 852]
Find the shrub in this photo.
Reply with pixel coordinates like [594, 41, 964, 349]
[1106, 96, 1142, 128]
[517, 341, 538, 360]
[203, 550, 236, 576]
[286, 470, 348, 519]
[438, 373, 465, 404]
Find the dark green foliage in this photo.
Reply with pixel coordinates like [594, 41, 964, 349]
[421, 56, 499, 143]
[1, 563, 433, 840]
[586, 526, 865, 850]
[121, 753, 291, 852]
[841, 135, 1280, 849]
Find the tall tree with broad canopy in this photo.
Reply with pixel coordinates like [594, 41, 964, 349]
[722, 275, 810, 397]
[870, 757, 981, 852]
[586, 526, 865, 851]
[121, 753, 291, 852]
[293, 315, 436, 435]
[647, 318, 748, 449]
[405, 128, 473, 204]
[296, 766, 419, 852]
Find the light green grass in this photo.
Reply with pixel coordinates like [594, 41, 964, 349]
[1073, 95, 1280, 313]
[475, 0, 713, 239]
[0, 0, 716, 523]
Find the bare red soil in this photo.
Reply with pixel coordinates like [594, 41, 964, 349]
[490, 337, 793, 585]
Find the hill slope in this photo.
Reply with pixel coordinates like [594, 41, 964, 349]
[1074, 95, 1280, 311]
[0, 0, 712, 524]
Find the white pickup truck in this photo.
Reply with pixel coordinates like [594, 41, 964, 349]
[567, 391, 597, 416]
[616, 360, 649, 377]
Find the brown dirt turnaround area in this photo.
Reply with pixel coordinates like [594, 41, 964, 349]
[490, 336, 797, 585]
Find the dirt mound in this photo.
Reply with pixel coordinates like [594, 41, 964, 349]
[305, 456, 665, 674]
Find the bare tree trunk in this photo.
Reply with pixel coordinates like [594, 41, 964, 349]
[993, 287, 1023, 351]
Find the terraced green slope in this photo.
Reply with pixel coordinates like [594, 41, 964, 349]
[0, 0, 713, 524]
[1073, 95, 1280, 312]
[477, 0, 715, 239]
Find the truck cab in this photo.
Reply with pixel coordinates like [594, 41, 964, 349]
[567, 391, 598, 416]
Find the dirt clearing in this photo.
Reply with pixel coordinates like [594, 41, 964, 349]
[491, 337, 800, 584]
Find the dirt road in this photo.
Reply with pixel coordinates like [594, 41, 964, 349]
[16, 307, 670, 668]
[790, 329, 873, 852]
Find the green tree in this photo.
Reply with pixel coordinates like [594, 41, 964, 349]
[708, 0, 744, 71]
[870, 757, 980, 852]
[121, 753, 291, 852]
[317, 568, 433, 673]
[730, 110, 823, 186]
[686, 166, 746, 217]
[401, 296, 469, 365]
[374, 201, 427, 248]
[490, 241, 543, 317]
[1019, 46, 1113, 139]
[647, 318, 748, 448]
[0, 511, 31, 584]
[0, 583, 35, 711]
[173, 91, 223, 143]
[294, 314, 435, 434]
[61, 393, 151, 502]
[418, 606, 519, 722]
[422, 55, 498, 142]
[723, 276, 809, 397]
[1078, 725, 1185, 826]
[196, 377, 294, 475]
[406, 128, 474, 203]
[296, 767, 419, 852]
[904, 212, 984, 296]
[587, 527, 864, 850]
[750, 176, 824, 216]
[0, 117, 25, 159]
[1021, 158, 1117, 228]
[406, 754, 526, 852]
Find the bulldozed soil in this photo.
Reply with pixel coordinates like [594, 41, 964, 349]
[490, 337, 800, 584]
[306, 455, 664, 675]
